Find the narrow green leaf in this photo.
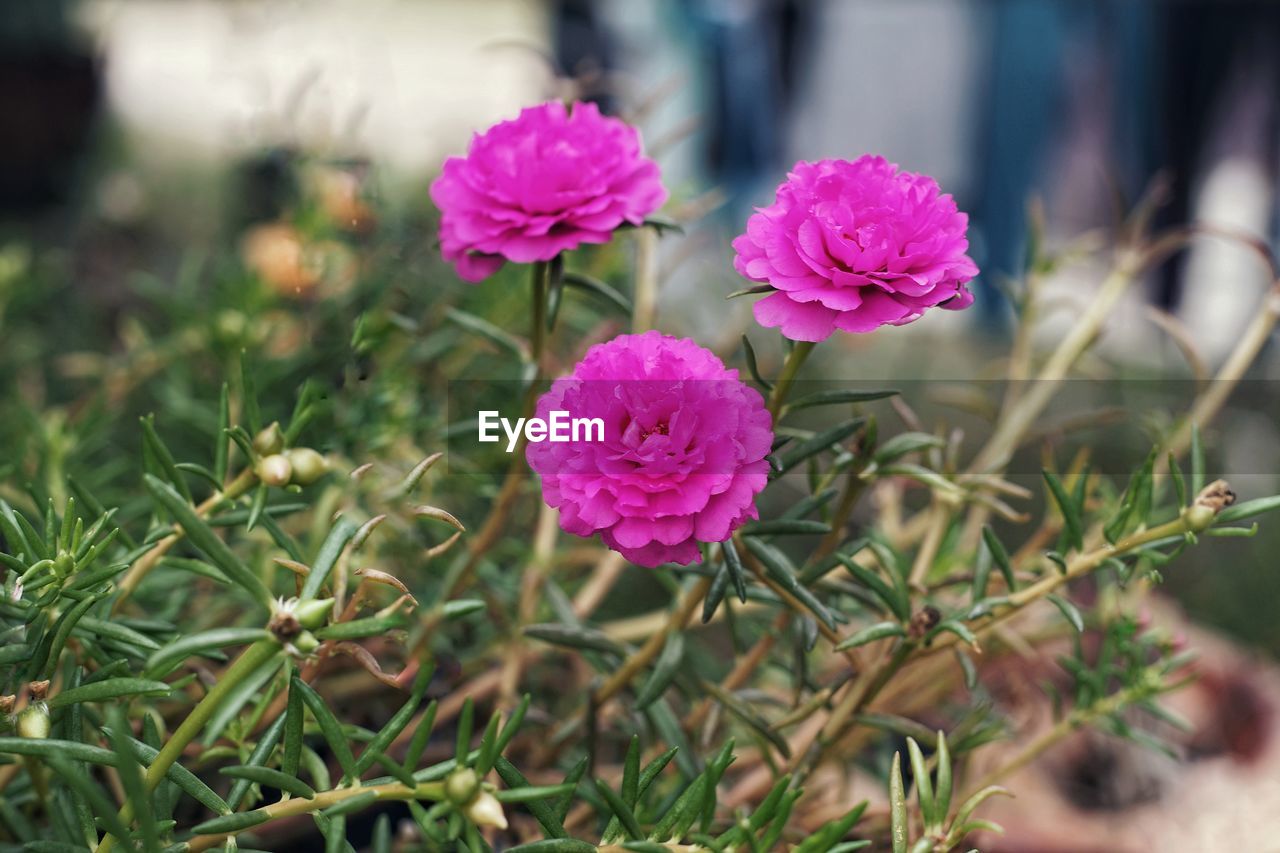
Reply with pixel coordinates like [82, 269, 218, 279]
[1205, 523, 1259, 538]
[402, 699, 438, 773]
[835, 621, 905, 651]
[700, 681, 790, 759]
[282, 676, 304, 779]
[524, 623, 625, 656]
[741, 335, 772, 391]
[743, 538, 837, 630]
[355, 664, 432, 776]
[48, 678, 170, 709]
[839, 555, 909, 622]
[1043, 470, 1083, 551]
[245, 483, 268, 533]
[143, 475, 272, 606]
[473, 707, 504, 776]
[874, 432, 946, 465]
[889, 752, 908, 853]
[786, 389, 899, 413]
[507, 841, 597, 853]
[1046, 594, 1085, 633]
[215, 382, 231, 484]
[446, 308, 527, 359]
[702, 562, 731, 624]
[291, 674, 358, 780]
[107, 708, 158, 853]
[225, 713, 287, 810]
[929, 620, 980, 650]
[906, 737, 935, 828]
[562, 271, 633, 317]
[31, 591, 103, 680]
[951, 786, 1012, 829]
[774, 419, 865, 474]
[595, 779, 644, 840]
[934, 730, 952, 822]
[301, 516, 360, 601]
[45, 756, 132, 845]
[221, 766, 315, 799]
[721, 538, 748, 603]
[455, 697, 475, 766]
[191, 810, 271, 834]
[634, 632, 685, 709]
[145, 627, 272, 679]
[1217, 495, 1280, 523]
[981, 526, 1016, 592]
[1169, 454, 1187, 507]
[739, 519, 831, 536]
[494, 756, 567, 839]
[141, 415, 192, 502]
[1189, 423, 1204, 496]
[314, 613, 411, 641]
[555, 755, 590, 822]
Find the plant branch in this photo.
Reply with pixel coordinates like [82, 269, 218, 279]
[185, 779, 447, 851]
[113, 467, 259, 610]
[94, 639, 282, 853]
[593, 575, 712, 706]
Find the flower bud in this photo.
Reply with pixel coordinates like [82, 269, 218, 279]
[285, 448, 329, 486]
[294, 598, 334, 630]
[16, 704, 50, 739]
[53, 551, 75, 577]
[463, 790, 508, 830]
[291, 630, 320, 654]
[253, 421, 285, 455]
[1183, 504, 1216, 533]
[444, 767, 480, 806]
[256, 454, 293, 487]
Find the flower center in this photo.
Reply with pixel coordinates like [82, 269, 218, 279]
[639, 421, 669, 440]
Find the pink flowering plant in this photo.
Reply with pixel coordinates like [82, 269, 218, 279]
[2, 94, 1280, 853]
[733, 156, 977, 342]
[430, 101, 667, 282]
[526, 331, 773, 567]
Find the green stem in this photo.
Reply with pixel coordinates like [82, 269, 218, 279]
[186, 780, 446, 851]
[768, 340, 816, 420]
[963, 677, 1158, 795]
[593, 575, 712, 705]
[531, 260, 549, 370]
[970, 253, 1140, 473]
[94, 639, 282, 853]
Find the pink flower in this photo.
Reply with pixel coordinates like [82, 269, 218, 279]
[732, 156, 978, 342]
[429, 101, 667, 281]
[526, 332, 773, 567]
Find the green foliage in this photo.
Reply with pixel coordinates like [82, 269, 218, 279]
[1, 150, 1278, 853]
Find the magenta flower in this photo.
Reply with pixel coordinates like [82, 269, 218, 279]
[526, 332, 773, 568]
[732, 156, 978, 342]
[429, 101, 667, 282]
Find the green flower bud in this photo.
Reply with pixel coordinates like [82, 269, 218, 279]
[256, 454, 293, 487]
[444, 767, 480, 806]
[253, 421, 285, 455]
[16, 704, 50, 739]
[295, 598, 334, 630]
[53, 550, 75, 578]
[1183, 504, 1216, 533]
[285, 448, 329, 486]
[291, 630, 320, 654]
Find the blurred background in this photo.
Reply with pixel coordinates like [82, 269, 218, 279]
[3, 2, 1280, 846]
